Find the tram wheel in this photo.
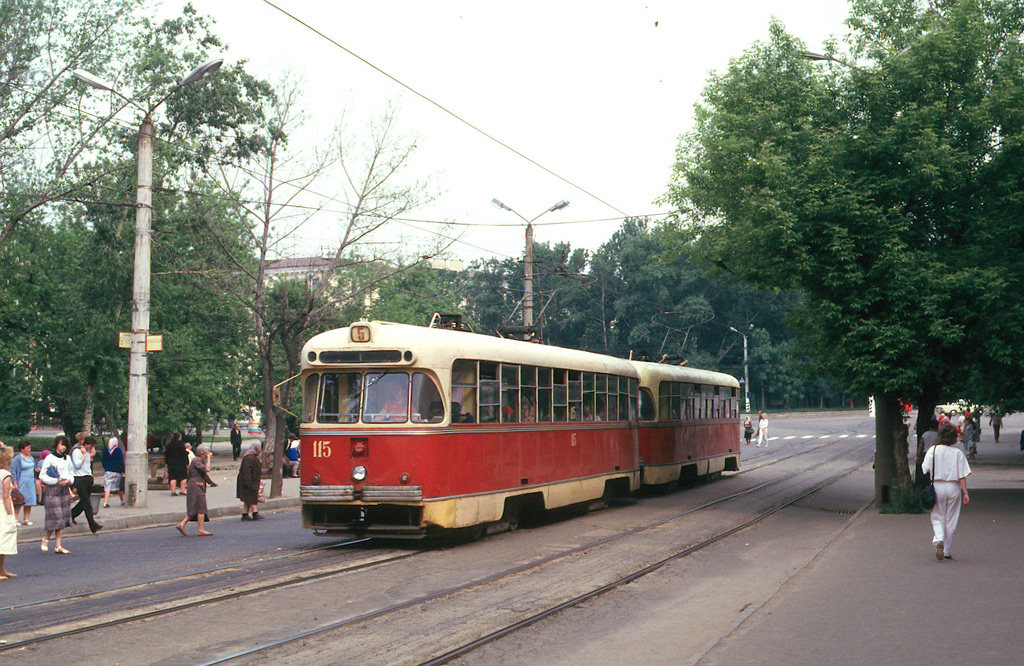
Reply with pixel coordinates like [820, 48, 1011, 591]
[503, 501, 521, 532]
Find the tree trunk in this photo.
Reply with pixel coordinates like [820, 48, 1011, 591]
[873, 393, 897, 506]
[82, 383, 95, 434]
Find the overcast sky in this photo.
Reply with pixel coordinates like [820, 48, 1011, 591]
[165, 0, 852, 264]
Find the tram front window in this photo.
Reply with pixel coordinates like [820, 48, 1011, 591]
[318, 373, 361, 423]
[363, 372, 409, 423]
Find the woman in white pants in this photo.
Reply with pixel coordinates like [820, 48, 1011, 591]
[921, 424, 971, 560]
[756, 411, 769, 447]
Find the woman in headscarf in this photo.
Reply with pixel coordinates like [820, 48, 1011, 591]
[236, 443, 263, 521]
[0, 442, 19, 579]
[163, 432, 189, 496]
[38, 435, 74, 554]
[102, 436, 125, 507]
[176, 444, 217, 536]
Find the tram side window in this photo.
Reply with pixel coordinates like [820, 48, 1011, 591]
[521, 365, 537, 422]
[451, 359, 477, 424]
[303, 373, 319, 423]
[638, 387, 656, 421]
[568, 370, 582, 421]
[479, 361, 500, 424]
[595, 374, 607, 420]
[501, 363, 520, 423]
[553, 368, 568, 421]
[362, 372, 409, 423]
[618, 376, 631, 421]
[411, 373, 444, 423]
[537, 367, 553, 422]
[629, 378, 638, 421]
[582, 372, 595, 421]
[607, 375, 619, 421]
[684, 383, 696, 420]
[318, 372, 361, 423]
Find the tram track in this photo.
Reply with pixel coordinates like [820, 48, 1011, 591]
[2, 437, 870, 661]
[196, 443, 872, 665]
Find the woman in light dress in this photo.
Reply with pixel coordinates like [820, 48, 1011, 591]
[0, 442, 19, 579]
[922, 424, 971, 560]
[11, 440, 37, 525]
[756, 411, 769, 447]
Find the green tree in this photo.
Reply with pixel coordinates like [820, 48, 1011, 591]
[664, 1, 1024, 503]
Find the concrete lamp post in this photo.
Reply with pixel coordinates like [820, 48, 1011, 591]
[490, 198, 569, 338]
[72, 59, 223, 508]
[729, 325, 752, 414]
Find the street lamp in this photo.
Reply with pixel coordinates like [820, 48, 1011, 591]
[73, 59, 223, 508]
[491, 198, 569, 337]
[729, 325, 752, 413]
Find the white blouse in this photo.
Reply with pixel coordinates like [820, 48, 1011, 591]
[39, 454, 74, 485]
[921, 444, 971, 482]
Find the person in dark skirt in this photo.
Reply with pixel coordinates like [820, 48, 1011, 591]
[237, 443, 263, 521]
[176, 444, 217, 536]
[163, 432, 189, 496]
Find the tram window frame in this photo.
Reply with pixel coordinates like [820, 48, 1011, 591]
[553, 368, 568, 421]
[521, 365, 537, 422]
[638, 387, 656, 421]
[607, 375, 619, 421]
[538, 367, 553, 422]
[318, 372, 361, 424]
[618, 376, 630, 421]
[303, 373, 319, 423]
[684, 383, 696, 420]
[568, 370, 582, 421]
[500, 363, 520, 423]
[451, 359, 478, 424]
[479, 361, 500, 424]
[411, 372, 444, 424]
[582, 372, 595, 421]
[361, 372, 410, 423]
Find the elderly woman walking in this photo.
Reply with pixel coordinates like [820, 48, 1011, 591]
[176, 444, 217, 536]
[237, 443, 263, 521]
[0, 442, 19, 579]
[38, 435, 74, 554]
[922, 423, 972, 560]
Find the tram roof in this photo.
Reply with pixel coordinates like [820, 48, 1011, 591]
[630, 359, 739, 389]
[302, 321, 640, 376]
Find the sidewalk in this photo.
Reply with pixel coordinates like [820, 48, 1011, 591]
[16, 437, 301, 543]
[702, 428, 1024, 664]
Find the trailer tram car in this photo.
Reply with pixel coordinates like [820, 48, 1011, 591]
[298, 321, 641, 538]
[631, 361, 741, 487]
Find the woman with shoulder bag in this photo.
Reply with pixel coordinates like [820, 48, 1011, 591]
[921, 424, 971, 561]
[0, 442, 19, 579]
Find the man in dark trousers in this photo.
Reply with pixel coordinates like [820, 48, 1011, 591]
[230, 422, 243, 461]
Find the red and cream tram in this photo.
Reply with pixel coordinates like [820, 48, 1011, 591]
[298, 320, 641, 538]
[631, 361, 741, 486]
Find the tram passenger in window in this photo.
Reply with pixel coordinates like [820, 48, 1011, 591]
[583, 403, 593, 421]
[522, 399, 536, 423]
[379, 394, 408, 422]
[595, 396, 606, 420]
[451, 402, 475, 423]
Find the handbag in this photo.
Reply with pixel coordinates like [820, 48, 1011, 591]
[257, 482, 266, 504]
[920, 448, 937, 510]
[10, 488, 25, 507]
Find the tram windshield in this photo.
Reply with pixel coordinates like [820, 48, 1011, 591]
[312, 371, 444, 424]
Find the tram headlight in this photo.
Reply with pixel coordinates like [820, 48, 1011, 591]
[352, 465, 367, 481]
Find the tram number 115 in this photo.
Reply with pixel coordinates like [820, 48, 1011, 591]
[311, 440, 332, 458]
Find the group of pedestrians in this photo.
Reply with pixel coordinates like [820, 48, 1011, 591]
[742, 411, 770, 447]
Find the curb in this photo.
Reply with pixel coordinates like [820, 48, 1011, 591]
[16, 497, 302, 544]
